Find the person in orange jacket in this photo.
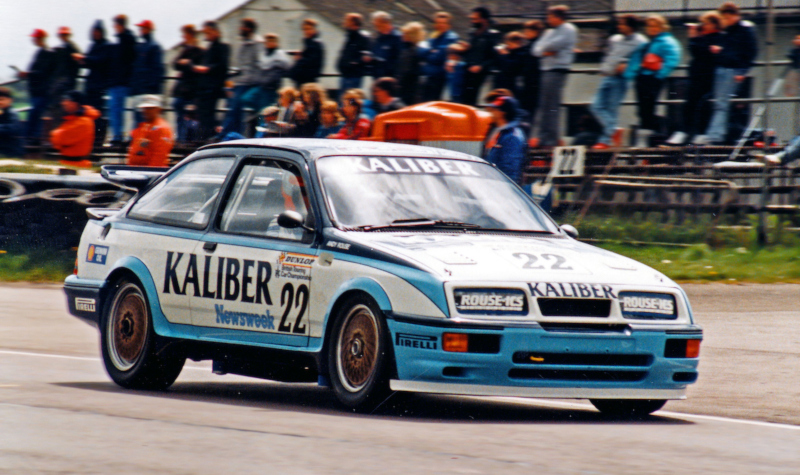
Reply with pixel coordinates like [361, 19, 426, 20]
[50, 90, 100, 167]
[127, 94, 174, 167]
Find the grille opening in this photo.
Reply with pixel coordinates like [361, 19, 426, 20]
[442, 366, 465, 377]
[512, 352, 652, 367]
[537, 298, 611, 317]
[673, 372, 698, 383]
[538, 322, 631, 333]
[508, 368, 647, 382]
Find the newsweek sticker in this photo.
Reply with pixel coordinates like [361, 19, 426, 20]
[454, 288, 528, 315]
[618, 292, 677, 320]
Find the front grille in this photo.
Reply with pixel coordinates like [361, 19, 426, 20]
[537, 298, 611, 317]
[538, 322, 631, 333]
[508, 368, 647, 382]
[512, 352, 652, 367]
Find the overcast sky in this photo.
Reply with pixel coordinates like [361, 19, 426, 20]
[1, 0, 245, 82]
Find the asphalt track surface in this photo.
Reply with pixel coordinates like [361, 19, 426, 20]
[1, 283, 799, 474]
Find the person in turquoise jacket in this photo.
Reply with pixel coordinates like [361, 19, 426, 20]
[624, 15, 681, 141]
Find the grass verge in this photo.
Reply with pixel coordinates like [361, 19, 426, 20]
[0, 249, 75, 282]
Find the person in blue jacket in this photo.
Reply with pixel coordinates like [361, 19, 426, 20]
[130, 20, 164, 125]
[484, 96, 527, 184]
[421, 12, 459, 101]
[624, 15, 681, 144]
[0, 88, 23, 157]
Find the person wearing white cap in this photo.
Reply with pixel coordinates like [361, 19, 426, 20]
[127, 94, 174, 167]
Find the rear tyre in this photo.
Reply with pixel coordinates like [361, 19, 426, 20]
[328, 296, 393, 412]
[590, 399, 667, 418]
[101, 279, 185, 390]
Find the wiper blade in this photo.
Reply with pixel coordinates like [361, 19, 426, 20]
[358, 218, 481, 231]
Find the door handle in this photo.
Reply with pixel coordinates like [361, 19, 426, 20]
[203, 242, 217, 252]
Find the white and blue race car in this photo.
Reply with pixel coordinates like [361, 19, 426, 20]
[65, 139, 701, 416]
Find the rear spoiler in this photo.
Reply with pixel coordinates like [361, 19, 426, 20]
[100, 165, 170, 191]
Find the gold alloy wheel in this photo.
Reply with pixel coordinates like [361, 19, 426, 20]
[107, 283, 149, 372]
[336, 304, 379, 392]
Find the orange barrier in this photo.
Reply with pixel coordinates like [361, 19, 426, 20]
[366, 101, 493, 157]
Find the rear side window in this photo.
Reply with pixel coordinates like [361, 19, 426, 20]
[129, 157, 235, 229]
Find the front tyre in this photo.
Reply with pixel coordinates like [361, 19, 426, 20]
[101, 279, 185, 390]
[328, 296, 393, 411]
[590, 399, 667, 418]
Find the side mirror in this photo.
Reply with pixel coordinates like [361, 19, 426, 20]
[561, 224, 579, 239]
[277, 210, 313, 232]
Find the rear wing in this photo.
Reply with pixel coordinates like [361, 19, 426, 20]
[100, 165, 170, 191]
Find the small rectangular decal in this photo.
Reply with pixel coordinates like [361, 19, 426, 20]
[619, 292, 677, 320]
[396, 333, 437, 350]
[75, 298, 96, 313]
[86, 244, 109, 265]
[454, 288, 528, 315]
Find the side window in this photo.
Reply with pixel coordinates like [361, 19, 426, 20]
[129, 157, 234, 229]
[219, 160, 313, 242]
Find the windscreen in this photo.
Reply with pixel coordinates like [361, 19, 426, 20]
[316, 156, 559, 232]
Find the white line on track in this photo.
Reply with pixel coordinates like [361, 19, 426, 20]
[3, 349, 799, 431]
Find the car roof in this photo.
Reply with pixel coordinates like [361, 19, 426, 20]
[199, 138, 485, 163]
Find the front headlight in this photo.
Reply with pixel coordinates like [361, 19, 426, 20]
[453, 288, 528, 316]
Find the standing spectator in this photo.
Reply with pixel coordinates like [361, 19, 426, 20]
[331, 98, 371, 140]
[589, 14, 647, 149]
[130, 20, 164, 126]
[50, 91, 100, 167]
[127, 95, 174, 167]
[395, 22, 428, 106]
[785, 34, 800, 97]
[445, 43, 468, 103]
[194, 21, 230, 141]
[50, 27, 82, 119]
[337, 13, 371, 94]
[171, 24, 204, 143]
[371, 77, 405, 115]
[484, 96, 527, 183]
[367, 11, 402, 79]
[421, 12, 459, 101]
[260, 33, 292, 110]
[75, 21, 112, 113]
[462, 7, 499, 106]
[494, 32, 529, 98]
[624, 15, 681, 147]
[521, 20, 544, 124]
[314, 100, 343, 138]
[665, 12, 724, 146]
[107, 15, 137, 145]
[289, 19, 325, 88]
[697, 2, 758, 145]
[0, 88, 23, 157]
[532, 5, 578, 148]
[18, 29, 55, 145]
[221, 18, 261, 136]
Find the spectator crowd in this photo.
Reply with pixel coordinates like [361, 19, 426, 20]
[1, 2, 799, 181]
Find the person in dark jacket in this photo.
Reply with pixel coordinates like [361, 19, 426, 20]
[665, 12, 724, 145]
[421, 12, 459, 101]
[0, 88, 24, 157]
[18, 29, 56, 145]
[484, 96, 527, 183]
[289, 19, 325, 88]
[462, 6, 500, 106]
[107, 15, 137, 144]
[72, 21, 112, 146]
[493, 32, 528, 99]
[50, 26, 82, 119]
[195, 21, 230, 141]
[336, 13, 371, 95]
[371, 77, 405, 115]
[367, 11, 402, 79]
[395, 22, 428, 106]
[171, 24, 204, 143]
[699, 2, 758, 145]
[130, 20, 164, 125]
[521, 20, 544, 124]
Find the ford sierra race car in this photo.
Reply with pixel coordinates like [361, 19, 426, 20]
[65, 139, 701, 416]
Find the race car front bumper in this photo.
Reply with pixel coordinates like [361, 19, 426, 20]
[387, 316, 701, 400]
[64, 276, 105, 328]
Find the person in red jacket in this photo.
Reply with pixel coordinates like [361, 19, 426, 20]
[330, 98, 371, 140]
[50, 90, 100, 167]
[127, 94, 174, 167]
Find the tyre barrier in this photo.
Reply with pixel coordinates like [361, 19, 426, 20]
[0, 179, 26, 200]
